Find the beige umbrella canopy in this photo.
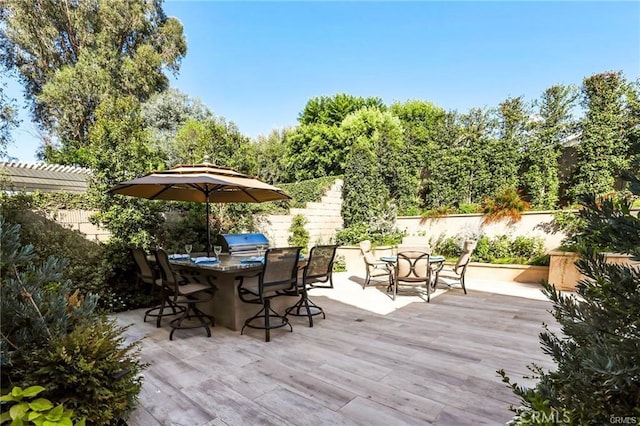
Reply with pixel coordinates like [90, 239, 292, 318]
[108, 158, 291, 254]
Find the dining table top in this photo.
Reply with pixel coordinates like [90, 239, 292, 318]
[379, 254, 446, 263]
[168, 253, 307, 273]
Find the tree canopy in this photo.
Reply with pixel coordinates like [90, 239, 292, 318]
[0, 80, 18, 159]
[0, 0, 186, 165]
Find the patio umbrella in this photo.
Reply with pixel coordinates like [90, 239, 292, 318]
[108, 158, 291, 255]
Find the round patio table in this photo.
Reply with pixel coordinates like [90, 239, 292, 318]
[380, 255, 446, 289]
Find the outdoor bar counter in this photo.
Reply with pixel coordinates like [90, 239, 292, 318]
[169, 254, 302, 331]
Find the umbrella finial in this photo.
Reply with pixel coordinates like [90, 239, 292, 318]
[202, 155, 212, 165]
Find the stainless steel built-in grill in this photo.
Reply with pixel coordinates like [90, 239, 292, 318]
[216, 233, 270, 255]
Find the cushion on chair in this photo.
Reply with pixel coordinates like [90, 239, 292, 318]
[454, 240, 477, 274]
[359, 240, 372, 253]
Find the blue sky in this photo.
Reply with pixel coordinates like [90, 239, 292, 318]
[4, 1, 639, 163]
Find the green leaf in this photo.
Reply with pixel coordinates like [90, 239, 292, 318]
[45, 405, 64, 421]
[0, 394, 17, 402]
[10, 387, 23, 397]
[9, 402, 28, 419]
[76, 417, 86, 426]
[28, 412, 44, 421]
[10, 417, 25, 426]
[0, 412, 11, 422]
[29, 398, 54, 412]
[21, 386, 45, 398]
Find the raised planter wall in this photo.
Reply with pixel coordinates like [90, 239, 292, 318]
[548, 251, 640, 291]
[466, 263, 548, 284]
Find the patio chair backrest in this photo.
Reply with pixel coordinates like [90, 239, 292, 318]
[154, 248, 180, 291]
[359, 240, 378, 265]
[304, 245, 338, 284]
[131, 247, 154, 284]
[261, 247, 301, 293]
[454, 239, 477, 275]
[401, 236, 431, 253]
[396, 251, 431, 283]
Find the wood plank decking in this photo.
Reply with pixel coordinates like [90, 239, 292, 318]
[115, 273, 558, 426]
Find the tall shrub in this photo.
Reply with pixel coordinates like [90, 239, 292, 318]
[569, 71, 632, 200]
[288, 214, 310, 252]
[523, 84, 578, 209]
[341, 140, 387, 228]
[495, 96, 528, 191]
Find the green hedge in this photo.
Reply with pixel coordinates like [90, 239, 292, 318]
[432, 234, 548, 266]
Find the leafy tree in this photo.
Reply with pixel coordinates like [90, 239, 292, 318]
[174, 116, 256, 173]
[141, 88, 213, 165]
[455, 107, 499, 204]
[174, 118, 214, 165]
[340, 107, 409, 230]
[341, 139, 387, 227]
[499, 171, 640, 424]
[87, 97, 164, 245]
[253, 127, 294, 184]
[0, 79, 19, 159]
[523, 84, 578, 209]
[86, 96, 166, 298]
[288, 93, 385, 180]
[0, 0, 186, 165]
[495, 96, 528, 190]
[568, 71, 633, 200]
[298, 93, 385, 126]
[390, 100, 444, 150]
[286, 124, 343, 181]
[341, 107, 416, 214]
[391, 100, 445, 213]
[420, 111, 467, 208]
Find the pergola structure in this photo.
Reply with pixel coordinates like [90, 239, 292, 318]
[1, 161, 90, 193]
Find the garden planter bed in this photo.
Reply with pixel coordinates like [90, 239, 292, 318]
[465, 262, 548, 284]
[548, 250, 640, 291]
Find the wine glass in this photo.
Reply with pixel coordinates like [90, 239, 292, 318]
[213, 245, 222, 259]
[184, 244, 192, 259]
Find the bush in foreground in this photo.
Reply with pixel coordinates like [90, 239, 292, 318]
[498, 172, 640, 424]
[1, 217, 146, 425]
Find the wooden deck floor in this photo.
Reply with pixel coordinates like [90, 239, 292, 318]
[115, 273, 558, 426]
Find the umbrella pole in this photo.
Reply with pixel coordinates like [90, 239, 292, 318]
[206, 201, 212, 257]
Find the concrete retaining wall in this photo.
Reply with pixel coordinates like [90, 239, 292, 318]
[260, 179, 344, 249]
